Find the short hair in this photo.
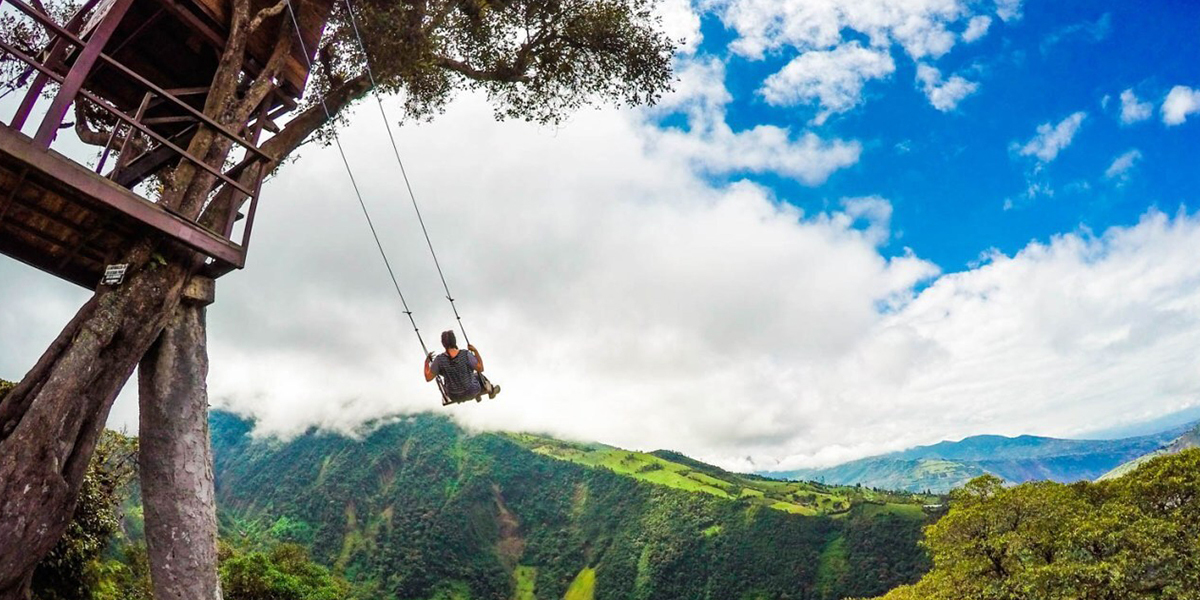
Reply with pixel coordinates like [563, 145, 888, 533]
[441, 330, 457, 350]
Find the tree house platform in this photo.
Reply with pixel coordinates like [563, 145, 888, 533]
[0, 127, 244, 288]
[0, 0, 333, 289]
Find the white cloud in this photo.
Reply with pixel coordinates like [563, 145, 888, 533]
[915, 64, 978, 111]
[962, 15, 992, 42]
[995, 0, 1023, 21]
[653, 58, 861, 184]
[767, 210, 1200, 470]
[707, 0, 1021, 119]
[1119, 89, 1153, 125]
[656, 0, 703, 55]
[1105, 149, 1142, 182]
[711, 0, 975, 61]
[1162, 85, 1200, 126]
[1016, 112, 1087, 163]
[760, 42, 896, 123]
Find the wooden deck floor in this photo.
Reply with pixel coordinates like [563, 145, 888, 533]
[0, 127, 243, 289]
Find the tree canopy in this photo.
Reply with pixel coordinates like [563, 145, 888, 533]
[863, 449, 1200, 600]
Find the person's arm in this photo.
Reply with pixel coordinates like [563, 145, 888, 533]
[424, 352, 437, 382]
[468, 344, 485, 373]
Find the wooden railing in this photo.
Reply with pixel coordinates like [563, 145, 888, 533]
[0, 0, 271, 261]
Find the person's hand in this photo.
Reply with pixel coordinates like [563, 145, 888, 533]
[467, 344, 478, 353]
[426, 352, 434, 363]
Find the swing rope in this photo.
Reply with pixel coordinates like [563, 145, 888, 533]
[336, 0, 471, 348]
[282, 0, 430, 357]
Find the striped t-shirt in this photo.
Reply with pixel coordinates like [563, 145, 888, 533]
[431, 350, 481, 400]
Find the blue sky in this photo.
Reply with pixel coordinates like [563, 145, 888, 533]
[671, 0, 1200, 271]
[6, 0, 1200, 470]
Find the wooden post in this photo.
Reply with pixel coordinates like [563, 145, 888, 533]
[138, 278, 222, 600]
[32, 0, 136, 147]
[7, 0, 103, 131]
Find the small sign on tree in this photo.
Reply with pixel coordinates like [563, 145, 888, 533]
[101, 264, 129, 285]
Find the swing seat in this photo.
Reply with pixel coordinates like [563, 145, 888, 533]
[436, 376, 497, 406]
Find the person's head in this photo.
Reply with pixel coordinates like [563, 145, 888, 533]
[441, 330, 457, 350]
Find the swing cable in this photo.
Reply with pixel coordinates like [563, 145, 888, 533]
[336, 0, 471, 348]
[282, 0, 430, 356]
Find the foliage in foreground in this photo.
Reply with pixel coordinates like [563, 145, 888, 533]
[220, 543, 357, 600]
[863, 449, 1200, 600]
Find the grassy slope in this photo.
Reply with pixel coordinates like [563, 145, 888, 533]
[507, 433, 936, 517]
[815, 536, 848, 599]
[563, 568, 595, 600]
[513, 566, 536, 600]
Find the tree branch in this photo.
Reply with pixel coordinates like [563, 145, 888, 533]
[434, 56, 531, 83]
[248, 0, 288, 33]
[72, 101, 110, 147]
[234, 25, 292, 123]
[318, 41, 343, 88]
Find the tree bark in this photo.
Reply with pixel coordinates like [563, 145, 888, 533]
[139, 300, 222, 600]
[0, 244, 194, 600]
[0, 4, 378, 593]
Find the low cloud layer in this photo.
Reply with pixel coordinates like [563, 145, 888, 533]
[6, 91, 1199, 474]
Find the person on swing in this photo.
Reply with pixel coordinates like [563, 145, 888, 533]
[424, 330, 500, 402]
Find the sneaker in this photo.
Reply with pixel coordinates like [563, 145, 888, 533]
[488, 385, 501, 400]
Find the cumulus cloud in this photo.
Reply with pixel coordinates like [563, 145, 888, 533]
[656, 0, 703, 54]
[711, 0, 973, 60]
[1119, 89, 1153, 125]
[708, 0, 1024, 118]
[650, 58, 861, 184]
[962, 15, 992, 42]
[915, 64, 978, 111]
[995, 0, 1023, 21]
[1016, 112, 1087, 163]
[763, 209, 1200, 470]
[1104, 149, 1142, 183]
[1162, 85, 1200, 126]
[760, 42, 895, 123]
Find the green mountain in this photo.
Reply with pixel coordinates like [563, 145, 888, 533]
[1100, 422, 1200, 480]
[771, 426, 1193, 493]
[211, 411, 937, 600]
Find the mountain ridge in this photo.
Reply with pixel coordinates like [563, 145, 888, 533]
[766, 423, 1196, 493]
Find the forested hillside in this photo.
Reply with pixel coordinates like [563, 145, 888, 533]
[212, 412, 934, 600]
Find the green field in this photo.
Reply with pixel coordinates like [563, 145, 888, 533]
[506, 433, 937, 516]
[513, 566, 537, 600]
[815, 535, 848, 598]
[564, 567, 595, 600]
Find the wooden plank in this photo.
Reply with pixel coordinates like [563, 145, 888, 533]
[33, 0, 136, 146]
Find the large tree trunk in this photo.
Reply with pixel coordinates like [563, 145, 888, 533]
[0, 246, 194, 600]
[0, 5, 364, 593]
[139, 294, 222, 600]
